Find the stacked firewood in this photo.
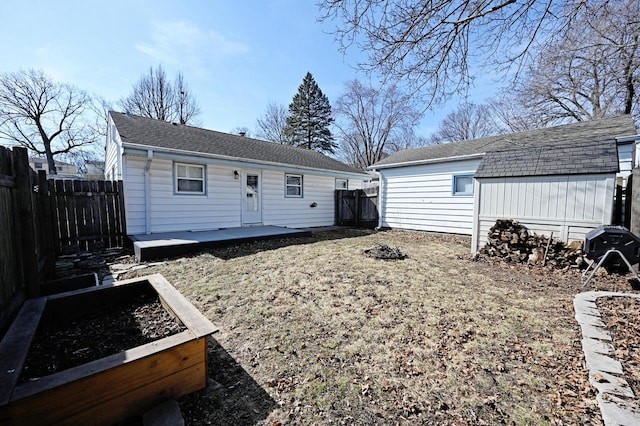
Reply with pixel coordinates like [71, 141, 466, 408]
[479, 219, 587, 269]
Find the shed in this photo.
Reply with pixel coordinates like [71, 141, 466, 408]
[369, 116, 638, 250]
[472, 139, 619, 252]
[105, 111, 369, 235]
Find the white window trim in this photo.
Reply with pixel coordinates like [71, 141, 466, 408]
[335, 178, 348, 190]
[452, 174, 474, 196]
[174, 162, 206, 195]
[285, 173, 303, 198]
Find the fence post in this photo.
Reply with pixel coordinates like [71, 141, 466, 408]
[354, 190, 360, 228]
[625, 173, 633, 229]
[613, 177, 623, 225]
[631, 168, 640, 237]
[13, 148, 40, 298]
[38, 170, 56, 278]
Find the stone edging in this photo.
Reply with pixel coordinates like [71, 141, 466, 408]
[574, 291, 640, 425]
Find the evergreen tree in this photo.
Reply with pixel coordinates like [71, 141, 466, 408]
[284, 72, 337, 154]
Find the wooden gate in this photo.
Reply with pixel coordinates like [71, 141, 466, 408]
[335, 188, 379, 228]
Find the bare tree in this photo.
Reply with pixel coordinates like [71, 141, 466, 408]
[0, 69, 99, 174]
[319, 1, 601, 106]
[334, 80, 422, 169]
[428, 102, 500, 144]
[120, 65, 200, 124]
[175, 72, 200, 125]
[256, 102, 289, 143]
[514, 0, 640, 123]
[485, 98, 549, 133]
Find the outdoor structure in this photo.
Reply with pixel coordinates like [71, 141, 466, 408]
[369, 115, 639, 252]
[83, 160, 105, 180]
[28, 158, 78, 178]
[105, 111, 369, 235]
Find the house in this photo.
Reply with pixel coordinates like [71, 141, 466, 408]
[105, 111, 369, 235]
[369, 115, 639, 252]
[83, 160, 105, 180]
[29, 158, 79, 178]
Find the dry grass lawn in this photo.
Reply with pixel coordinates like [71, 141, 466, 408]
[121, 228, 616, 425]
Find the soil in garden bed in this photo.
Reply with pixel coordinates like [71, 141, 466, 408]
[19, 292, 187, 383]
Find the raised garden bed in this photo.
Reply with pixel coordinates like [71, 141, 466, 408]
[0, 274, 218, 425]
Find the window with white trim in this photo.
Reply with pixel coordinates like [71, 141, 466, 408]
[285, 174, 303, 197]
[452, 174, 474, 196]
[335, 179, 348, 190]
[175, 163, 206, 194]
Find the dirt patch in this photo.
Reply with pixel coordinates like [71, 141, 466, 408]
[363, 243, 408, 260]
[20, 293, 186, 382]
[116, 229, 639, 425]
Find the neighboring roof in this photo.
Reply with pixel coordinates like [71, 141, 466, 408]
[475, 139, 619, 178]
[109, 111, 366, 176]
[29, 158, 74, 166]
[371, 115, 637, 169]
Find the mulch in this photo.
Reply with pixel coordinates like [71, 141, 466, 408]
[596, 296, 640, 399]
[19, 292, 186, 383]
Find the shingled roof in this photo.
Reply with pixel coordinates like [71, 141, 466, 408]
[372, 115, 637, 169]
[475, 139, 619, 178]
[109, 111, 365, 176]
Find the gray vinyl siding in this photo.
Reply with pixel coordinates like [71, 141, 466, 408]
[473, 174, 616, 252]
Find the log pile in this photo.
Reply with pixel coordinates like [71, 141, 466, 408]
[479, 219, 587, 269]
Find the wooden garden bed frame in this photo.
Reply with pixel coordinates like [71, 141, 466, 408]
[0, 274, 218, 425]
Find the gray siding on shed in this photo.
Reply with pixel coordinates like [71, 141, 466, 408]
[472, 174, 616, 252]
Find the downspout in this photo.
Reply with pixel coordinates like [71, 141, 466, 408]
[144, 149, 153, 234]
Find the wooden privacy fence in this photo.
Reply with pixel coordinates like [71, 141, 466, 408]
[0, 146, 126, 336]
[49, 179, 127, 254]
[0, 147, 52, 335]
[335, 188, 379, 228]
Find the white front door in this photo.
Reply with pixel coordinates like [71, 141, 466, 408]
[242, 171, 262, 225]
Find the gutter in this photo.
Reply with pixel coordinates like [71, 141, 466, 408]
[144, 149, 153, 234]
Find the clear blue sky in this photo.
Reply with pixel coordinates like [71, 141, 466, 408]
[0, 0, 497, 142]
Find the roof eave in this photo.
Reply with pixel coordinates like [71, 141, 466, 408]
[616, 134, 640, 144]
[368, 153, 486, 170]
[122, 142, 369, 179]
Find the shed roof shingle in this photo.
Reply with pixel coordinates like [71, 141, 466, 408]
[475, 140, 619, 178]
[372, 115, 637, 168]
[110, 111, 365, 175]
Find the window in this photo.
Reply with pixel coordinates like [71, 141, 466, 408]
[335, 179, 348, 190]
[285, 174, 303, 197]
[452, 174, 474, 196]
[175, 163, 205, 194]
[34, 162, 43, 169]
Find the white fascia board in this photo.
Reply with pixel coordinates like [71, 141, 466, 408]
[122, 143, 369, 180]
[368, 153, 486, 171]
[616, 134, 640, 144]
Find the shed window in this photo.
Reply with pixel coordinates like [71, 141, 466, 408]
[175, 163, 205, 194]
[34, 162, 43, 169]
[335, 179, 348, 190]
[285, 174, 303, 197]
[452, 174, 474, 196]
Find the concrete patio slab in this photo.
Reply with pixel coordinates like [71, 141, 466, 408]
[130, 226, 312, 261]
